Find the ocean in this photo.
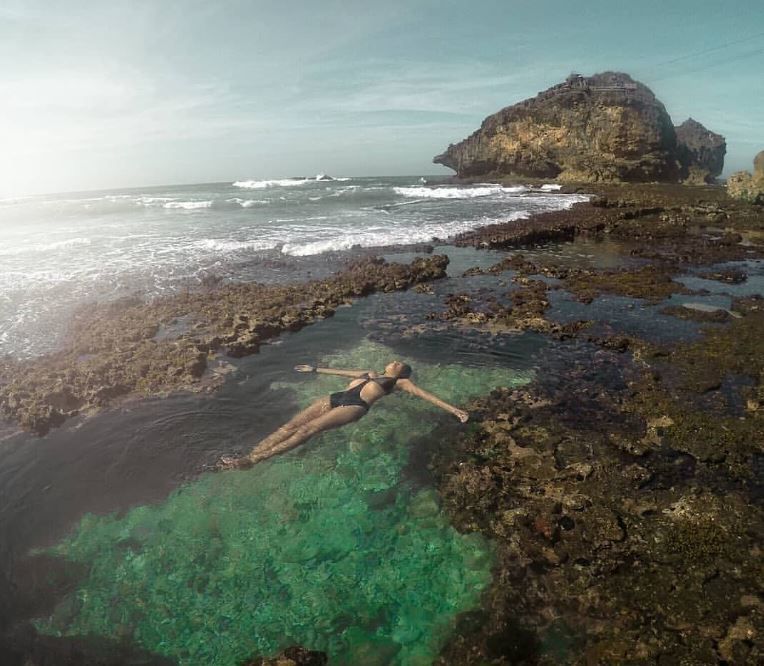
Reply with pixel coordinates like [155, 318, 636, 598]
[0, 176, 587, 358]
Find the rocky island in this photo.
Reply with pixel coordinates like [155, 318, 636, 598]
[434, 72, 725, 184]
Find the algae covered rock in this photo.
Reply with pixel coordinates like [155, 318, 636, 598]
[727, 149, 764, 203]
[727, 171, 763, 204]
[0, 255, 450, 435]
[435, 72, 691, 182]
[675, 117, 726, 184]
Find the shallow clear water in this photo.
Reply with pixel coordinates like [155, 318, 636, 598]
[32, 340, 532, 665]
[0, 177, 587, 358]
[677, 258, 764, 298]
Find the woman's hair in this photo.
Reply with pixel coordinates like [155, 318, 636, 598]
[396, 363, 412, 378]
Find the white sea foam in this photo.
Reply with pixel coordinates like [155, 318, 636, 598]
[0, 237, 92, 256]
[138, 196, 177, 205]
[281, 210, 532, 256]
[233, 178, 312, 189]
[226, 197, 267, 208]
[0, 195, 34, 206]
[540, 184, 562, 191]
[163, 201, 213, 210]
[193, 239, 278, 252]
[393, 185, 528, 199]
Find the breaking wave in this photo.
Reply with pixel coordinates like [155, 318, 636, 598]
[193, 239, 278, 252]
[281, 211, 531, 256]
[233, 179, 312, 189]
[137, 196, 176, 205]
[0, 237, 92, 257]
[163, 201, 213, 210]
[226, 197, 268, 208]
[393, 185, 528, 199]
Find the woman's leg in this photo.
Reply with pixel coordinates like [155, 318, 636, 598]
[252, 396, 331, 451]
[246, 405, 366, 464]
[217, 397, 331, 469]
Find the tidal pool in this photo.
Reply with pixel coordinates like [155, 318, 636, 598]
[36, 340, 533, 665]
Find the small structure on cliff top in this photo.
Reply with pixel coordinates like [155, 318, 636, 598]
[565, 72, 587, 88]
[434, 71, 725, 184]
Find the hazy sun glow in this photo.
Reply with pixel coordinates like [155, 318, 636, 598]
[1, 0, 762, 196]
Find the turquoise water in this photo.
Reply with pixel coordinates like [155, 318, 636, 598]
[36, 340, 533, 665]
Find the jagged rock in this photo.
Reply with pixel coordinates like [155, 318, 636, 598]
[675, 117, 726, 184]
[727, 150, 764, 203]
[0, 255, 449, 435]
[727, 171, 760, 203]
[435, 72, 722, 183]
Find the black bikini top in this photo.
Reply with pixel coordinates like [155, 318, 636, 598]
[359, 373, 397, 394]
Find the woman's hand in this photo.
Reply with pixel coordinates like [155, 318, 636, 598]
[294, 364, 316, 373]
[454, 409, 469, 423]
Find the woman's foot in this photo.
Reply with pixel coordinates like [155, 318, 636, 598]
[216, 454, 254, 471]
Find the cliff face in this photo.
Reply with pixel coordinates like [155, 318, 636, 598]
[675, 118, 726, 184]
[434, 72, 723, 184]
[755, 149, 764, 177]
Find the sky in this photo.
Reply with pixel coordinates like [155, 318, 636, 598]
[0, 0, 762, 196]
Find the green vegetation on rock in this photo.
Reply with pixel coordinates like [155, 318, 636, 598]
[36, 341, 532, 665]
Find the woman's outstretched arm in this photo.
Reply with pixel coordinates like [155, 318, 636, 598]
[294, 364, 373, 378]
[396, 379, 469, 422]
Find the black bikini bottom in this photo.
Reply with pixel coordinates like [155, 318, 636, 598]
[329, 389, 369, 411]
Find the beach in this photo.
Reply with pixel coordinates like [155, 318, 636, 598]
[1, 179, 762, 664]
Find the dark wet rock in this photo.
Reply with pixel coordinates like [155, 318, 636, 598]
[462, 253, 570, 280]
[241, 646, 327, 666]
[701, 267, 747, 284]
[430, 183, 764, 663]
[0, 256, 449, 435]
[454, 183, 764, 269]
[563, 265, 694, 303]
[733, 294, 764, 314]
[621, 307, 764, 474]
[432, 372, 763, 664]
[659, 304, 731, 323]
[435, 72, 684, 183]
[1, 623, 174, 666]
[454, 198, 605, 249]
[581, 333, 639, 353]
[670, 303, 763, 398]
[675, 117, 726, 184]
[426, 280, 589, 339]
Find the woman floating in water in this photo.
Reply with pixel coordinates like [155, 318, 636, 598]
[220, 361, 468, 469]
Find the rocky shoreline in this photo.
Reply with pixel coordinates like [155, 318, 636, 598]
[1, 181, 763, 664]
[426, 183, 763, 664]
[0, 255, 448, 435]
